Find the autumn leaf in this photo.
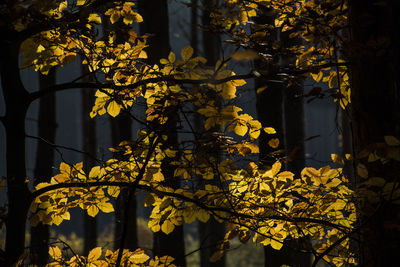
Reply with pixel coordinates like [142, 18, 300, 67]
[268, 138, 279, 148]
[49, 246, 62, 260]
[87, 205, 99, 217]
[263, 127, 276, 134]
[357, 163, 368, 178]
[384, 136, 400, 146]
[88, 247, 102, 261]
[161, 220, 174, 234]
[88, 13, 102, 24]
[181, 46, 194, 61]
[256, 85, 268, 94]
[331, 154, 344, 165]
[107, 101, 121, 117]
[270, 239, 283, 250]
[98, 202, 114, 213]
[230, 50, 259, 61]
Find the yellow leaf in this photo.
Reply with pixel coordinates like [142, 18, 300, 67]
[230, 50, 259, 61]
[107, 101, 121, 117]
[234, 124, 248, 136]
[364, 177, 386, 187]
[270, 161, 282, 176]
[277, 171, 294, 181]
[268, 138, 279, 148]
[311, 71, 323, 82]
[133, 13, 143, 23]
[345, 153, 353, 160]
[181, 46, 194, 61]
[153, 171, 164, 182]
[88, 247, 102, 261]
[165, 149, 177, 157]
[88, 13, 102, 24]
[168, 52, 175, 63]
[357, 163, 368, 179]
[161, 220, 174, 234]
[270, 239, 283, 250]
[108, 186, 120, 197]
[131, 253, 150, 264]
[331, 154, 344, 165]
[256, 85, 268, 94]
[49, 246, 62, 260]
[263, 127, 276, 134]
[384, 136, 400, 146]
[89, 166, 101, 179]
[330, 199, 347, 210]
[197, 209, 210, 223]
[87, 205, 99, 217]
[220, 83, 236, 100]
[77, 0, 87, 5]
[98, 202, 114, 213]
[110, 11, 120, 24]
[59, 1, 68, 12]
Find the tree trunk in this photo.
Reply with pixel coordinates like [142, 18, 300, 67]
[138, 1, 186, 266]
[101, 13, 139, 252]
[81, 64, 98, 255]
[199, 2, 226, 267]
[30, 69, 56, 265]
[350, 1, 400, 266]
[1, 35, 31, 266]
[111, 110, 137, 251]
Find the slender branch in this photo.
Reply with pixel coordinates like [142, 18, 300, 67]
[28, 73, 255, 102]
[29, 61, 349, 102]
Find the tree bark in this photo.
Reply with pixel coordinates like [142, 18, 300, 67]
[81, 64, 98, 255]
[138, 1, 186, 266]
[1, 34, 31, 266]
[199, 2, 226, 267]
[350, 0, 400, 266]
[30, 69, 56, 265]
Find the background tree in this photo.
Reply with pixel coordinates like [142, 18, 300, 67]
[350, 0, 400, 265]
[30, 69, 57, 265]
[3, 1, 393, 267]
[81, 63, 98, 255]
[138, 1, 186, 265]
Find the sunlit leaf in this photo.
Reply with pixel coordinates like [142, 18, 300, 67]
[268, 138, 279, 148]
[88, 13, 102, 24]
[181, 46, 194, 61]
[263, 127, 276, 134]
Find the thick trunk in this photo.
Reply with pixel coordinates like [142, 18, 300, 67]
[199, 2, 225, 267]
[101, 13, 139, 252]
[30, 69, 56, 265]
[1, 35, 31, 266]
[81, 64, 98, 255]
[350, 1, 400, 266]
[112, 112, 137, 251]
[138, 1, 186, 266]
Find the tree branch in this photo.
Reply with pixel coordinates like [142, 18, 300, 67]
[28, 73, 255, 102]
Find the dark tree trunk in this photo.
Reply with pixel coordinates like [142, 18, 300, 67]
[101, 13, 139, 252]
[1, 35, 31, 266]
[138, 1, 186, 266]
[199, 2, 225, 267]
[256, 67, 285, 267]
[350, 1, 400, 266]
[29, 69, 56, 265]
[111, 109, 137, 251]
[81, 64, 98, 255]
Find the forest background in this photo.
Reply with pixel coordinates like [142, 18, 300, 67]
[0, 0, 399, 267]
